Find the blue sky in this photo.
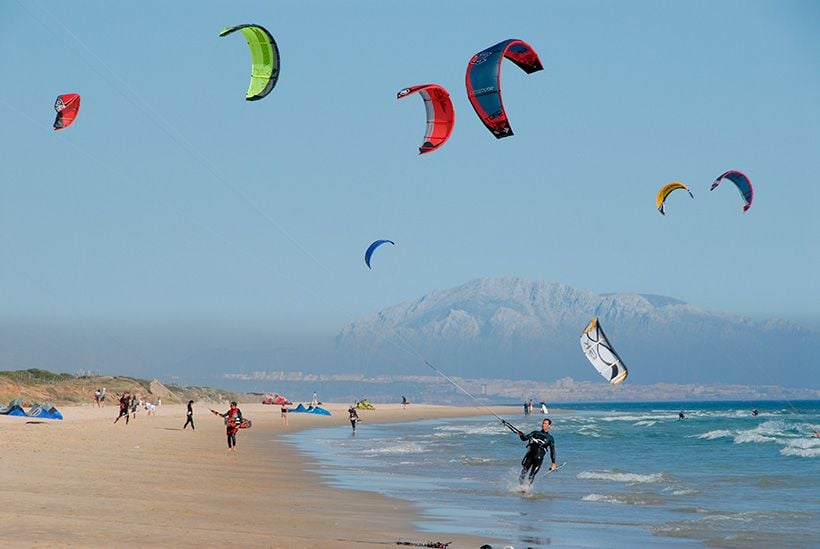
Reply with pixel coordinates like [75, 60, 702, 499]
[1, 1, 818, 377]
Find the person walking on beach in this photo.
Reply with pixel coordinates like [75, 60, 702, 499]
[502, 418, 557, 486]
[183, 400, 195, 430]
[94, 389, 101, 407]
[401, 395, 408, 410]
[212, 401, 242, 451]
[114, 392, 131, 425]
[348, 405, 359, 433]
[281, 403, 288, 426]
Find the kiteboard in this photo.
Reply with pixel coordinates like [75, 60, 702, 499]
[518, 462, 567, 493]
[546, 461, 567, 474]
[239, 418, 252, 429]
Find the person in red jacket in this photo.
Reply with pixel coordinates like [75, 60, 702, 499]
[212, 402, 243, 451]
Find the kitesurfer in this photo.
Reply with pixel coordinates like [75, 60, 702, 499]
[752, 409, 759, 416]
[503, 418, 557, 485]
[183, 400, 195, 430]
[348, 406, 359, 433]
[679, 410, 685, 420]
[212, 402, 243, 451]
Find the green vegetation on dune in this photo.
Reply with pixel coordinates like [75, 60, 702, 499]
[0, 368, 75, 383]
[0, 369, 249, 406]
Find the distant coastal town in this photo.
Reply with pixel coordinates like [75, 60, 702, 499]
[223, 370, 819, 403]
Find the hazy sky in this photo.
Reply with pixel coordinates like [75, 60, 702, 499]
[1, 0, 819, 353]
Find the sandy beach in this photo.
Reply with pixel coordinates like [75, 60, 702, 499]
[0, 401, 519, 548]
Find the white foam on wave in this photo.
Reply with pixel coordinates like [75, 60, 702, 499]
[692, 429, 732, 440]
[576, 426, 601, 438]
[582, 493, 620, 503]
[582, 492, 659, 505]
[598, 413, 671, 423]
[633, 420, 658, 427]
[663, 485, 698, 496]
[577, 470, 668, 484]
[734, 432, 778, 444]
[434, 423, 500, 436]
[362, 442, 428, 456]
[780, 437, 820, 458]
[450, 456, 494, 465]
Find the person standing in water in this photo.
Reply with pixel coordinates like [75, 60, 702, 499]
[183, 400, 195, 430]
[348, 405, 359, 433]
[503, 418, 557, 486]
[212, 401, 242, 451]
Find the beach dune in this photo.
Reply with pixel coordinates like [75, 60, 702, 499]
[0, 401, 513, 548]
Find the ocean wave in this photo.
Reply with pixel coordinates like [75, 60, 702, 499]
[780, 437, 820, 457]
[693, 429, 732, 440]
[450, 456, 495, 465]
[577, 470, 670, 484]
[633, 420, 658, 427]
[434, 423, 500, 436]
[662, 485, 698, 496]
[597, 413, 672, 423]
[582, 493, 620, 503]
[581, 492, 664, 505]
[362, 442, 428, 456]
[734, 432, 778, 444]
[576, 426, 601, 438]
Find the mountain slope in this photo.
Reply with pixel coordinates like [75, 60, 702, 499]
[336, 277, 817, 386]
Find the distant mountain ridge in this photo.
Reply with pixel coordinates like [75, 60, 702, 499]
[336, 277, 817, 386]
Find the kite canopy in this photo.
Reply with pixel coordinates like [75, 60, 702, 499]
[364, 239, 394, 269]
[397, 84, 455, 154]
[656, 181, 694, 215]
[580, 317, 628, 385]
[710, 170, 753, 212]
[53, 93, 81, 131]
[219, 24, 280, 101]
[465, 39, 543, 139]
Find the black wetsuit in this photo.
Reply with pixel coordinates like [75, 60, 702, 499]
[348, 408, 359, 431]
[518, 429, 556, 485]
[184, 402, 195, 430]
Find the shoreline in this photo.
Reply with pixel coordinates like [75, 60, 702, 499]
[0, 401, 524, 548]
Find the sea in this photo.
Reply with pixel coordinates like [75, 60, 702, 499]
[286, 400, 819, 548]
